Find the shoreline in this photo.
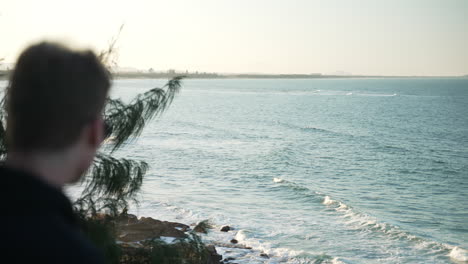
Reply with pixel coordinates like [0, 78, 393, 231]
[113, 213, 269, 264]
[94, 209, 468, 264]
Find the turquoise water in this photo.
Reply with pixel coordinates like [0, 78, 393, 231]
[112, 78, 468, 263]
[4, 78, 468, 263]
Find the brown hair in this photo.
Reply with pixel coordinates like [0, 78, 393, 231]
[5, 42, 111, 151]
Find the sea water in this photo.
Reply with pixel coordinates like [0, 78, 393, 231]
[108, 78, 467, 263]
[3, 78, 467, 263]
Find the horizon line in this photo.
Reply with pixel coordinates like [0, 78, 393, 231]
[0, 64, 467, 78]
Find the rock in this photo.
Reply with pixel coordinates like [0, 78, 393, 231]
[115, 215, 189, 242]
[116, 213, 138, 224]
[89, 214, 222, 263]
[206, 245, 223, 263]
[220, 225, 231, 232]
[230, 239, 238, 244]
[120, 238, 222, 264]
[223, 257, 236, 262]
[260, 253, 269, 258]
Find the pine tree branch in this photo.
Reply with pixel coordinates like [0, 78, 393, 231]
[75, 153, 148, 216]
[83, 153, 148, 198]
[98, 24, 124, 70]
[104, 75, 184, 152]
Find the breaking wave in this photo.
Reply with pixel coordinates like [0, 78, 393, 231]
[273, 178, 465, 261]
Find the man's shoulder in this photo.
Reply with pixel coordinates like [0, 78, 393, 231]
[0, 213, 104, 263]
[0, 166, 104, 263]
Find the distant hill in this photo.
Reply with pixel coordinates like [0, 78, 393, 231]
[1, 68, 465, 80]
[0, 63, 14, 71]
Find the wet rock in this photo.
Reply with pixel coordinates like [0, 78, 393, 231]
[220, 225, 231, 232]
[222, 257, 237, 263]
[260, 253, 269, 258]
[230, 239, 238, 244]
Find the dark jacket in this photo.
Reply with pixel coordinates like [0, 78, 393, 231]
[0, 166, 104, 263]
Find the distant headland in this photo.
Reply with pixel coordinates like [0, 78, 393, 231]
[1, 68, 467, 80]
[113, 71, 466, 79]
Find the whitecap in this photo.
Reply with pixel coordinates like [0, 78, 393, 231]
[230, 229, 307, 262]
[323, 196, 335, 205]
[337, 202, 348, 211]
[321, 194, 458, 259]
[449, 246, 468, 262]
[332, 257, 356, 264]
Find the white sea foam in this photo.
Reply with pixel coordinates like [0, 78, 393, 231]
[321, 194, 456, 258]
[273, 177, 284, 183]
[356, 93, 398, 97]
[133, 188, 348, 263]
[201, 227, 315, 263]
[449, 246, 468, 262]
[331, 257, 356, 264]
[336, 202, 348, 211]
[232, 229, 309, 262]
[323, 196, 335, 205]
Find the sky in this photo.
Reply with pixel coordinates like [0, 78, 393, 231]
[1, 0, 467, 76]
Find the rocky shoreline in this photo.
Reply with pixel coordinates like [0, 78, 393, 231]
[113, 214, 267, 264]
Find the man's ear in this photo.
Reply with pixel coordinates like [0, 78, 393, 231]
[87, 117, 104, 149]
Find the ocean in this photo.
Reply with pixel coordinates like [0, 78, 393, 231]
[2, 78, 468, 263]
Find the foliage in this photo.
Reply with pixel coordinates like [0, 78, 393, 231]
[193, 220, 213, 234]
[73, 75, 184, 216]
[120, 233, 215, 264]
[80, 215, 121, 264]
[98, 24, 124, 71]
[104, 76, 183, 152]
[52, 25, 185, 217]
[148, 233, 213, 264]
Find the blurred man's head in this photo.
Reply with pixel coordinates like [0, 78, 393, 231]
[5, 42, 110, 185]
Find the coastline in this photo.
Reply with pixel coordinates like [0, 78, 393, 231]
[112, 213, 268, 264]
[1, 70, 467, 80]
[113, 73, 468, 80]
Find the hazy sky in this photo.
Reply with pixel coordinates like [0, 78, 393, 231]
[1, 0, 467, 76]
